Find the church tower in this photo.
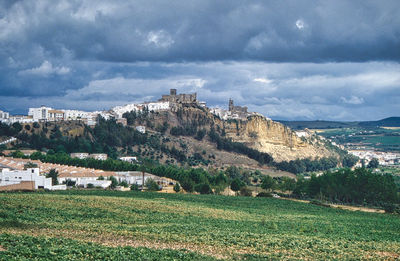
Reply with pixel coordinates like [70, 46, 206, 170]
[229, 98, 234, 111]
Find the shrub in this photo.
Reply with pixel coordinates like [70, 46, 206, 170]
[230, 178, 245, 193]
[383, 203, 396, 213]
[119, 181, 129, 188]
[87, 183, 95, 189]
[239, 187, 253, 197]
[173, 183, 181, 193]
[130, 184, 140, 191]
[256, 192, 272, 198]
[310, 200, 331, 208]
[109, 176, 118, 189]
[65, 179, 76, 187]
[181, 178, 194, 192]
[194, 183, 213, 194]
[145, 178, 160, 191]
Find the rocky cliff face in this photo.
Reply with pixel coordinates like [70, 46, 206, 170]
[142, 105, 339, 162]
[222, 116, 337, 162]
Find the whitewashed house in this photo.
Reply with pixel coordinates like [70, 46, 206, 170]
[0, 168, 52, 190]
[70, 153, 89, 159]
[119, 156, 137, 163]
[136, 126, 146, 134]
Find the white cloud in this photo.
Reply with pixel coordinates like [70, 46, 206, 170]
[19, 61, 70, 76]
[340, 96, 364, 105]
[295, 19, 305, 30]
[66, 76, 205, 101]
[146, 30, 174, 48]
[253, 78, 272, 84]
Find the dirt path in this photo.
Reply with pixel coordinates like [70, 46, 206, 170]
[281, 197, 385, 214]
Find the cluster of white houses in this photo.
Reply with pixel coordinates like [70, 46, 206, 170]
[0, 156, 175, 191]
[1, 89, 247, 126]
[0, 167, 65, 191]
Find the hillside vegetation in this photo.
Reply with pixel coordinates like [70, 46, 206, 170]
[1, 108, 350, 174]
[0, 191, 399, 260]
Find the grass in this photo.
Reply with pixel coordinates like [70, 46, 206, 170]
[0, 190, 400, 260]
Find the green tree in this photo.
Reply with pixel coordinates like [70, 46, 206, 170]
[145, 178, 160, 191]
[367, 158, 379, 169]
[194, 183, 213, 194]
[109, 176, 118, 189]
[119, 180, 129, 188]
[173, 183, 181, 193]
[181, 178, 194, 192]
[342, 154, 359, 168]
[24, 162, 38, 169]
[279, 177, 296, 192]
[11, 150, 25, 158]
[130, 183, 140, 191]
[230, 178, 244, 194]
[47, 169, 59, 185]
[261, 176, 276, 192]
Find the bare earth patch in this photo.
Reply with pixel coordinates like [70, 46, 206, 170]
[0, 245, 6, 251]
[376, 251, 399, 259]
[282, 197, 385, 214]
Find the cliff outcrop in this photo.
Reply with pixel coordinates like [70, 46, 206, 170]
[222, 115, 337, 162]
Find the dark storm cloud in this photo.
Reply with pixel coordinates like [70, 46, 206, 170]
[0, 0, 399, 120]
[1, 0, 399, 63]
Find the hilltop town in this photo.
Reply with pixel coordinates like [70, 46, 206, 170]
[0, 89, 260, 126]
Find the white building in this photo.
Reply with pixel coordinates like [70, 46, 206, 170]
[112, 102, 169, 119]
[48, 109, 65, 121]
[28, 106, 53, 121]
[119, 156, 137, 163]
[63, 110, 90, 121]
[146, 102, 170, 112]
[112, 104, 141, 118]
[115, 171, 175, 187]
[136, 126, 146, 134]
[89, 153, 108, 161]
[0, 110, 9, 122]
[70, 153, 89, 159]
[78, 179, 112, 189]
[0, 168, 52, 190]
[210, 107, 230, 120]
[6, 115, 34, 124]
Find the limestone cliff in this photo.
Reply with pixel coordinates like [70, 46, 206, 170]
[222, 115, 338, 162]
[154, 105, 339, 162]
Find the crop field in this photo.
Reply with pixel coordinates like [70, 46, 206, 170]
[317, 127, 400, 151]
[0, 191, 400, 260]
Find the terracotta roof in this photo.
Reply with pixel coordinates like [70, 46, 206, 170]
[0, 156, 116, 178]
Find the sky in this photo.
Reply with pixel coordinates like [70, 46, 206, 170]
[0, 0, 399, 121]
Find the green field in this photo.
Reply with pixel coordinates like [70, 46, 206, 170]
[317, 127, 400, 151]
[1, 191, 400, 260]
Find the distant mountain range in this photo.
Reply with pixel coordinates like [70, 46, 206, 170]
[278, 117, 400, 130]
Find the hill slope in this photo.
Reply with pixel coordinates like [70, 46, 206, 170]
[124, 105, 340, 162]
[279, 117, 400, 130]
